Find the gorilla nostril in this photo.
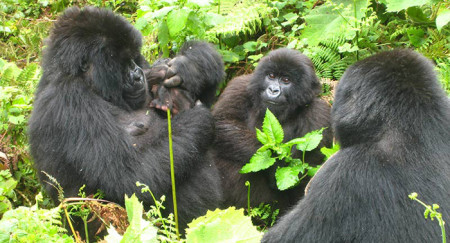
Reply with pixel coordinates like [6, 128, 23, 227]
[268, 86, 280, 96]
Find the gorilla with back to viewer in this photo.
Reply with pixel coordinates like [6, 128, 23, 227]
[28, 6, 224, 231]
[262, 49, 450, 242]
[211, 48, 333, 213]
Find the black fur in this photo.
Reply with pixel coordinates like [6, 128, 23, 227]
[29, 6, 222, 232]
[212, 48, 332, 213]
[262, 49, 450, 242]
[175, 41, 225, 107]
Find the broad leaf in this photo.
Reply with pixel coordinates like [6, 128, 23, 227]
[406, 28, 426, 47]
[157, 21, 170, 58]
[307, 165, 321, 177]
[240, 150, 276, 173]
[296, 128, 324, 152]
[275, 166, 302, 190]
[380, 0, 431, 12]
[320, 143, 340, 160]
[256, 128, 269, 144]
[436, 10, 450, 31]
[167, 8, 191, 37]
[301, 0, 370, 46]
[262, 109, 284, 144]
[122, 194, 158, 243]
[186, 207, 262, 243]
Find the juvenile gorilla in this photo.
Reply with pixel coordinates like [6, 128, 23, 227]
[28, 6, 222, 231]
[212, 48, 332, 213]
[263, 50, 450, 242]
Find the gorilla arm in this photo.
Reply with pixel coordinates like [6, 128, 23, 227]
[212, 75, 262, 163]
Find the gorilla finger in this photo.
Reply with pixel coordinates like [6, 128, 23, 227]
[166, 66, 177, 78]
[163, 76, 183, 88]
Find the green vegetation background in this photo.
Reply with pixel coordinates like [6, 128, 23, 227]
[0, 0, 449, 242]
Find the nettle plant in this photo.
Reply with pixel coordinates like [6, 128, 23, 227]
[240, 109, 325, 190]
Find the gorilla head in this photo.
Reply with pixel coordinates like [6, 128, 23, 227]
[332, 49, 449, 148]
[42, 6, 148, 110]
[248, 48, 321, 120]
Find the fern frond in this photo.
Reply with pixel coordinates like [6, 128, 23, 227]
[206, 2, 273, 37]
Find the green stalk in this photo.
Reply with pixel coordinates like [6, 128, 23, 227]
[167, 109, 180, 239]
[245, 181, 251, 213]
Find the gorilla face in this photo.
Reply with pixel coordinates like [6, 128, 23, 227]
[261, 72, 291, 106]
[122, 60, 147, 109]
[248, 48, 321, 120]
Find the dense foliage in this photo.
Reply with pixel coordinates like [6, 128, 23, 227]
[0, 0, 448, 241]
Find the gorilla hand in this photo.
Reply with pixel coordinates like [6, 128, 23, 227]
[163, 56, 187, 88]
[145, 58, 171, 87]
[150, 86, 195, 114]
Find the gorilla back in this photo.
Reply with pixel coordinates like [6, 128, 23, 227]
[262, 49, 450, 242]
[29, 6, 221, 230]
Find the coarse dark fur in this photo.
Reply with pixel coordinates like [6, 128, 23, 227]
[212, 48, 332, 213]
[262, 49, 450, 242]
[173, 41, 225, 107]
[149, 41, 225, 111]
[28, 6, 222, 233]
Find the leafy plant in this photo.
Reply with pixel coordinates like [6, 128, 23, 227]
[409, 192, 447, 243]
[185, 207, 263, 242]
[0, 193, 73, 242]
[240, 109, 325, 191]
[248, 202, 280, 231]
[0, 170, 18, 215]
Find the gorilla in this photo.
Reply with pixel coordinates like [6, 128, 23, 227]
[262, 49, 450, 242]
[211, 48, 333, 213]
[28, 6, 223, 233]
[149, 41, 225, 112]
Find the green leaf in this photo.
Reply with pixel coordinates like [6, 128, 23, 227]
[275, 166, 302, 190]
[186, 207, 262, 243]
[219, 50, 240, 63]
[320, 143, 340, 160]
[167, 8, 191, 36]
[406, 6, 431, 23]
[8, 115, 25, 125]
[307, 165, 321, 177]
[256, 128, 269, 144]
[158, 21, 170, 58]
[243, 41, 258, 52]
[406, 28, 426, 47]
[296, 128, 324, 152]
[240, 150, 276, 173]
[436, 10, 450, 31]
[122, 194, 158, 243]
[301, 0, 370, 46]
[381, 0, 431, 12]
[262, 109, 284, 144]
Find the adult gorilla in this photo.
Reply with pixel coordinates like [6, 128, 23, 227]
[212, 48, 332, 213]
[262, 49, 450, 242]
[28, 6, 222, 231]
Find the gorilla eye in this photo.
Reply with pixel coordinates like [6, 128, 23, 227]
[268, 73, 276, 79]
[281, 77, 290, 84]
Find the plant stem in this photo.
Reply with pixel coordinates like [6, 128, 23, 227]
[63, 206, 81, 243]
[167, 109, 180, 240]
[246, 181, 251, 213]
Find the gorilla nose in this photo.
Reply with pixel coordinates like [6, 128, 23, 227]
[267, 85, 281, 98]
[132, 68, 143, 82]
